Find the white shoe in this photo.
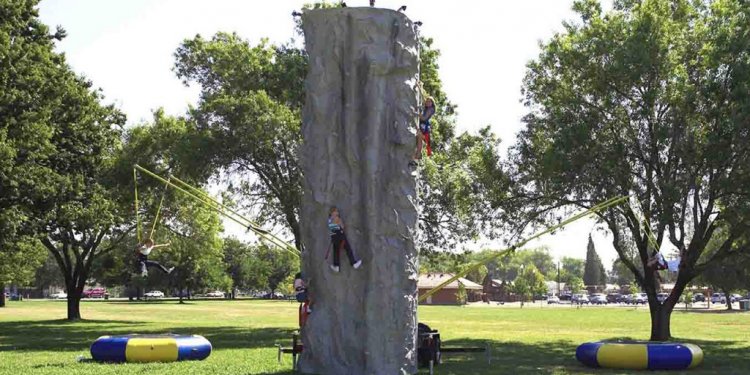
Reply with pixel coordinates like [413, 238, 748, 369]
[330, 265, 340, 273]
[353, 260, 363, 269]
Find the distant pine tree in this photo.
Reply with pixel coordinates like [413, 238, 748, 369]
[583, 235, 606, 286]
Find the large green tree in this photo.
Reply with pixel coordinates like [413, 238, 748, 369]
[0, 0, 68, 307]
[0, 0, 127, 318]
[513, 0, 750, 340]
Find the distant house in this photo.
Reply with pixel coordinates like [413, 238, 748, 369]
[545, 281, 566, 296]
[482, 277, 517, 302]
[418, 273, 483, 305]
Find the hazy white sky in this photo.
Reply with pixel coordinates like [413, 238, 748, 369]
[38, 0, 622, 268]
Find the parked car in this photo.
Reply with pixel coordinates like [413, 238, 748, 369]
[626, 293, 646, 305]
[692, 293, 706, 302]
[206, 291, 225, 298]
[82, 287, 107, 298]
[729, 294, 742, 303]
[144, 290, 164, 298]
[711, 293, 726, 304]
[559, 293, 572, 301]
[50, 292, 67, 299]
[606, 293, 621, 304]
[657, 293, 669, 303]
[572, 294, 590, 304]
[636, 293, 648, 304]
[590, 294, 608, 305]
[547, 296, 560, 304]
[262, 292, 285, 299]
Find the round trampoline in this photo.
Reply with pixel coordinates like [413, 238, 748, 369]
[576, 341, 703, 370]
[90, 334, 212, 363]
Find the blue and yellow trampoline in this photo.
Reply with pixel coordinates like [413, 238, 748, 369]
[576, 341, 703, 370]
[90, 334, 212, 363]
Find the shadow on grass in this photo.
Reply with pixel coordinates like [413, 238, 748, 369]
[0, 319, 295, 353]
[418, 336, 750, 375]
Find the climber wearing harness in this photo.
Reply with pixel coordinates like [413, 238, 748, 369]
[294, 272, 313, 327]
[413, 96, 436, 162]
[327, 206, 362, 273]
[135, 238, 174, 277]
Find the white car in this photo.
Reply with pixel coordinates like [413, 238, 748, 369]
[657, 293, 669, 303]
[206, 291, 224, 298]
[711, 293, 726, 304]
[50, 292, 67, 299]
[547, 296, 560, 304]
[144, 290, 164, 298]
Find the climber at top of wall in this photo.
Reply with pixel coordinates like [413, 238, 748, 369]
[327, 206, 363, 273]
[411, 96, 436, 165]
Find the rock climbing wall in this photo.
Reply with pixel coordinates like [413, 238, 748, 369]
[298, 7, 420, 375]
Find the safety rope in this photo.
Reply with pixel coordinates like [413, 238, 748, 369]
[133, 164, 300, 258]
[418, 195, 630, 303]
[133, 167, 142, 243]
[149, 176, 171, 240]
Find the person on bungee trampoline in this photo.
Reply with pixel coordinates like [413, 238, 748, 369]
[134, 238, 174, 277]
[327, 206, 362, 273]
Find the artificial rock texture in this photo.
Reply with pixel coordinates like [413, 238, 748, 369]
[298, 7, 420, 375]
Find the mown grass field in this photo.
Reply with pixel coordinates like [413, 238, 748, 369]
[0, 299, 748, 374]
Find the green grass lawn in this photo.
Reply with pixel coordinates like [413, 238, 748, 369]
[0, 300, 748, 374]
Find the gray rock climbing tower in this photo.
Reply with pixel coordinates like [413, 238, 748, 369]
[298, 7, 420, 375]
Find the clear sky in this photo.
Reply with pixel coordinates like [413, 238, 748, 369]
[38, 0, 622, 268]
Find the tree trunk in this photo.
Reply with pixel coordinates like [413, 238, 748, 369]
[0, 283, 5, 307]
[66, 286, 82, 320]
[649, 303, 673, 341]
[723, 288, 732, 310]
[298, 8, 419, 375]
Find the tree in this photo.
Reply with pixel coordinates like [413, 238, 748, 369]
[511, 265, 547, 307]
[610, 258, 637, 286]
[559, 256, 585, 288]
[0, 238, 46, 306]
[0, 0, 127, 319]
[0, 0, 71, 307]
[569, 276, 585, 294]
[583, 235, 606, 287]
[173, 28, 508, 255]
[697, 252, 750, 310]
[173, 34, 305, 250]
[512, 0, 750, 340]
[223, 237, 267, 298]
[255, 244, 297, 296]
[33, 253, 67, 294]
[561, 257, 585, 283]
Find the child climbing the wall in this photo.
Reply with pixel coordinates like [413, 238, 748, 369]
[135, 238, 174, 277]
[412, 96, 436, 164]
[327, 206, 362, 272]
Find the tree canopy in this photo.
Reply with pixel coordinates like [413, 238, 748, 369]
[513, 0, 750, 340]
